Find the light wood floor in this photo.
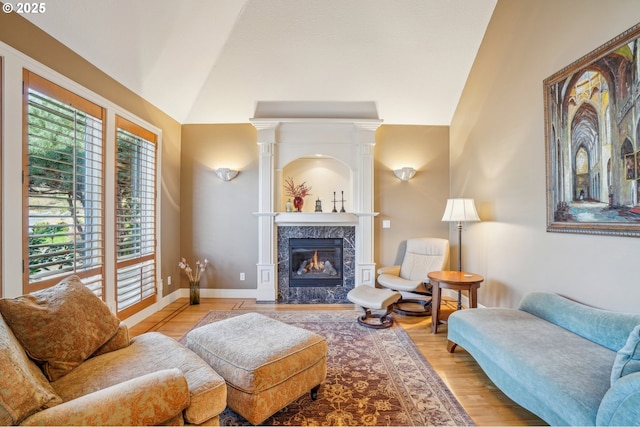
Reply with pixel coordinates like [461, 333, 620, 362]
[130, 298, 546, 426]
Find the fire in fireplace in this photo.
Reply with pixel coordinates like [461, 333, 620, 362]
[289, 238, 343, 287]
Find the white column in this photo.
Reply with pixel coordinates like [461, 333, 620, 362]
[252, 121, 279, 301]
[354, 121, 381, 287]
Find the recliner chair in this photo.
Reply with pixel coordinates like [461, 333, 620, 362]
[377, 237, 450, 316]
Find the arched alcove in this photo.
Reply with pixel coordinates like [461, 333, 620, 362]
[279, 157, 351, 212]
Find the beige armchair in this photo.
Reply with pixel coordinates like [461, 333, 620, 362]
[377, 237, 450, 316]
[0, 275, 227, 426]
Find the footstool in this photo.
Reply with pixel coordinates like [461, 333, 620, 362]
[186, 312, 327, 425]
[347, 285, 401, 329]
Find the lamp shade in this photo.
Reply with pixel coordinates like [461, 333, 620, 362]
[441, 198, 480, 222]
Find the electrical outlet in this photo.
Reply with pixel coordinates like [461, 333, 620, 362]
[167, 275, 172, 286]
[240, 272, 246, 281]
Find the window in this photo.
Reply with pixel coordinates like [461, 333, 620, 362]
[0, 57, 3, 297]
[23, 70, 105, 295]
[115, 116, 157, 318]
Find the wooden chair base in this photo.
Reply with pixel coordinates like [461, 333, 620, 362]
[393, 298, 432, 317]
[357, 306, 395, 329]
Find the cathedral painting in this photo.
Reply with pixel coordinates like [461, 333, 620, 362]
[545, 22, 640, 237]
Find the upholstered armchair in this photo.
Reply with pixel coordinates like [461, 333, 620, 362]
[377, 237, 450, 316]
[0, 275, 227, 426]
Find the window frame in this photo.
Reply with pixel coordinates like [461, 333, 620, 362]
[114, 115, 158, 319]
[22, 70, 106, 295]
[0, 56, 3, 297]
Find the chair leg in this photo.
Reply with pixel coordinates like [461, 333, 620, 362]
[310, 384, 321, 400]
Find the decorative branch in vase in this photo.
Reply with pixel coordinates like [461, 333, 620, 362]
[179, 257, 208, 305]
[284, 177, 312, 212]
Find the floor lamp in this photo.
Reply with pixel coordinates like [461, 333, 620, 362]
[441, 198, 480, 309]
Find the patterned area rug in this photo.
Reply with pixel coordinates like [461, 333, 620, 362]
[179, 310, 474, 426]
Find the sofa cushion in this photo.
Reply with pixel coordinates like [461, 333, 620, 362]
[51, 332, 227, 425]
[0, 275, 120, 381]
[0, 313, 61, 425]
[611, 324, 640, 385]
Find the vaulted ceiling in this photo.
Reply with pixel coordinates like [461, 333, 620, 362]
[24, 0, 497, 125]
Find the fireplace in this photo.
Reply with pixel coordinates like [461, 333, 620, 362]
[277, 225, 355, 303]
[289, 238, 343, 287]
[252, 102, 382, 302]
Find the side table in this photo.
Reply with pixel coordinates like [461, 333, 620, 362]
[428, 270, 484, 333]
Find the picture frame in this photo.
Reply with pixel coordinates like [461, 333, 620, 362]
[544, 22, 640, 237]
[626, 153, 636, 181]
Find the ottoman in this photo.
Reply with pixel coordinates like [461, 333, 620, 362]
[347, 285, 401, 329]
[186, 312, 327, 425]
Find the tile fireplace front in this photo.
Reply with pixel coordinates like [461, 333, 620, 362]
[277, 225, 355, 303]
[289, 238, 344, 288]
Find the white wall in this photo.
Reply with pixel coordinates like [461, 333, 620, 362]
[450, 0, 640, 312]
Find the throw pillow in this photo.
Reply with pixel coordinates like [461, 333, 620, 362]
[0, 275, 120, 381]
[0, 313, 61, 425]
[611, 324, 640, 386]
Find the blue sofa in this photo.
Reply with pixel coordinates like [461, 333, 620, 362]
[447, 292, 640, 426]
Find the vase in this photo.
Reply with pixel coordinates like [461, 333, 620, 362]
[189, 281, 200, 305]
[293, 196, 304, 212]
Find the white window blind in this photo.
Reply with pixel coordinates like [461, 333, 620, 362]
[0, 57, 3, 297]
[115, 116, 157, 316]
[24, 71, 105, 295]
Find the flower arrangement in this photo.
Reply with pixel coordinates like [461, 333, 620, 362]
[178, 257, 208, 283]
[284, 176, 312, 198]
[284, 177, 312, 212]
[179, 257, 208, 305]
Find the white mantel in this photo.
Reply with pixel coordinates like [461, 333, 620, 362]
[274, 212, 378, 226]
[251, 102, 382, 302]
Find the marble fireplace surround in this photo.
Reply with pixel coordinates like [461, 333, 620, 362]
[277, 225, 355, 303]
[251, 102, 382, 302]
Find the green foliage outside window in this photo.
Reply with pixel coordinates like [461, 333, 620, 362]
[28, 222, 74, 275]
[26, 88, 102, 280]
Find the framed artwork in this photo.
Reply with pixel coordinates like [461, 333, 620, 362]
[626, 153, 636, 181]
[544, 22, 640, 237]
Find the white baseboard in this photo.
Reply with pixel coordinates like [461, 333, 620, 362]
[172, 287, 259, 299]
[200, 288, 258, 299]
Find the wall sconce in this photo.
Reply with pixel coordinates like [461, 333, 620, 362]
[215, 168, 239, 182]
[393, 167, 416, 181]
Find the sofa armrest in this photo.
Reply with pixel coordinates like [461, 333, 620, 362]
[20, 369, 189, 426]
[377, 265, 400, 276]
[596, 372, 640, 426]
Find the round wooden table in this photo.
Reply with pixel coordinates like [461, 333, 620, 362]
[428, 270, 484, 333]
